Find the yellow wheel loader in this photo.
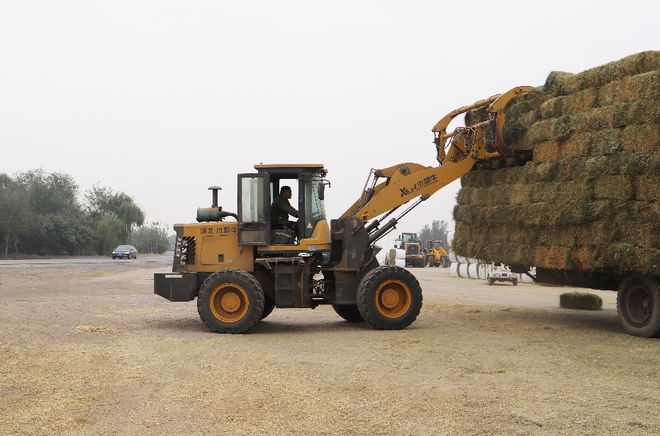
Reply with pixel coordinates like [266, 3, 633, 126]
[398, 233, 425, 268]
[154, 87, 533, 333]
[425, 240, 450, 268]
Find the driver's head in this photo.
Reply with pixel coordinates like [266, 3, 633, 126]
[280, 185, 292, 199]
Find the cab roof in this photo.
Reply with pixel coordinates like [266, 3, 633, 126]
[254, 163, 327, 175]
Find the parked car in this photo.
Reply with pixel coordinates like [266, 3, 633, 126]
[486, 263, 518, 286]
[112, 245, 138, 259]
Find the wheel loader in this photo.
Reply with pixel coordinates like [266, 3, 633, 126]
[398, 233, 425, 268]
[424, 240, 450, 268]
[154, 87, 535, 333]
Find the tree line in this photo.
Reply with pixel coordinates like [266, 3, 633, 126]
[418, 220, 449, 249]
[0, 169, 170, 257]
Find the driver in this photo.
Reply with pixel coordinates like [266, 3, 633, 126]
[271, 186, 299, 232]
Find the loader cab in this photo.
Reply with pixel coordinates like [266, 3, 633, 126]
[237, 164, 332, 252]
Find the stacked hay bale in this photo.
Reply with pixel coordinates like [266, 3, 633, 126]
[452, 51, 659, 276]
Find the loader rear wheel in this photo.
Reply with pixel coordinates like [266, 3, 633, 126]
[261, 297, 276, 320]
[197, 269, 264, 333]
[332, 304, 364, 322]
[617, 275, 659, 338]
[357, 266, 422, 330]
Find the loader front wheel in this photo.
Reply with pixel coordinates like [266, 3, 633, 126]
[357, 266, 422, 330]
[332, 304, 364, 322]
[617, 275, 659, 338]
[197, 269, 264, 333]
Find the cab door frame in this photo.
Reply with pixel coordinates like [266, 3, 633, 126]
[237, 173, 271, 246]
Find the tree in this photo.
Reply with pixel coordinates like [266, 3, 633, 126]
[130, 222, 170, 254]
[0, 175, 29, 257]
[86, 185, 145, 253]
[419, 220, 449, 249]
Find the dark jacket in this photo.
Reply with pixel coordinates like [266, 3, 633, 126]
[271, 194, 298, 227]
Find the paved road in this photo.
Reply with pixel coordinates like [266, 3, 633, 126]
[0, 254, 172, 267]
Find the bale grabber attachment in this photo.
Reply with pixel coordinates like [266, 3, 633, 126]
[432, 86, 532, 168]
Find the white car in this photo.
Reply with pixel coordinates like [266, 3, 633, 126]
[486, 264, 518, 286]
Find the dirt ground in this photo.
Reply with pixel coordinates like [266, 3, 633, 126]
[0, 260, 658, 435]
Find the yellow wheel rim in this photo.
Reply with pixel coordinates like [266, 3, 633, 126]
[210, 283, 250, 323]
[375, 279, 411, 319]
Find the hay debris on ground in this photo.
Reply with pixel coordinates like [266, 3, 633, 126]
[74, 325, 120, 334]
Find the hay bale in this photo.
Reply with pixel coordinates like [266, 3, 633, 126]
[454, 52, 659, 278]
[635, 175, 660, 201]
[593, 176, 634, 200]
[559, 292, 603, 310]
[620, 124, 660, 151]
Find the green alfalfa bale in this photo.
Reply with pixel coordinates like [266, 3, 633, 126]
[598, 243, 657, 275]
[464, 105, 489, 126]
[620, 124, 660, 151]
[622, 69, 660, 101]
[612, 99, 660, 127]
[596, 70, 660, 106]
[617, 151, 652, 176]
[456, 187, 475, 205]
[503, 110, 539, 148]
[635, 175, 660, 201]
[569, 246, 599, 271]
[533, 141, 561, 163]
[588, 129, 622, 156]
[544, 71, 578, 97]
[535, 245, 570, 270]
[526, 118, 556, 144]
[540, 88, 598, 120]
[560, 292, 602, 310]
[593, 175, 634, 200]
[560, 133, 591, 159]
[553, 115, 577, 141]
[453, 204, 474, 224]
[618, 50, 660, 76]
[461, 169, 495, 189]
[571, 51, 660, 91]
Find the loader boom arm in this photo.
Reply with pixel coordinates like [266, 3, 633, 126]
[343, 86, 532, 223]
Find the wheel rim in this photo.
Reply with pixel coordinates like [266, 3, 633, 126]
[375, 279, 411, 319]
[210, 283, 250, 323]
[625, 285, 652, 326]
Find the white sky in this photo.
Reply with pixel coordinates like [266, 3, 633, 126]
[1, 1, 658, 235]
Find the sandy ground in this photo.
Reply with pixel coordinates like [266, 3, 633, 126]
[0, 260, 658, 435]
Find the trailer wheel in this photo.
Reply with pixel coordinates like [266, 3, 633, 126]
[332, 304, 364, 322]
[197, 269, 265, 333]
[617, 275, 659, 338]
[261, 297, 276, 320]
[357, 266, 422, 330]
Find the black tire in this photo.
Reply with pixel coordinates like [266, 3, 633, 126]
[441, 256, 451, 268]
[512, 278, 518, 286]
[617, 275, 659, 338]
[356, 266, 422, 330]
[261, 297, 276, 320]
[197, 269, 265, 333]
[332, 304, 364, 322]
[488, 279, 494, 286]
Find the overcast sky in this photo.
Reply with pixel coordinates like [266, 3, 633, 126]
[1, 1, 658, 239]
